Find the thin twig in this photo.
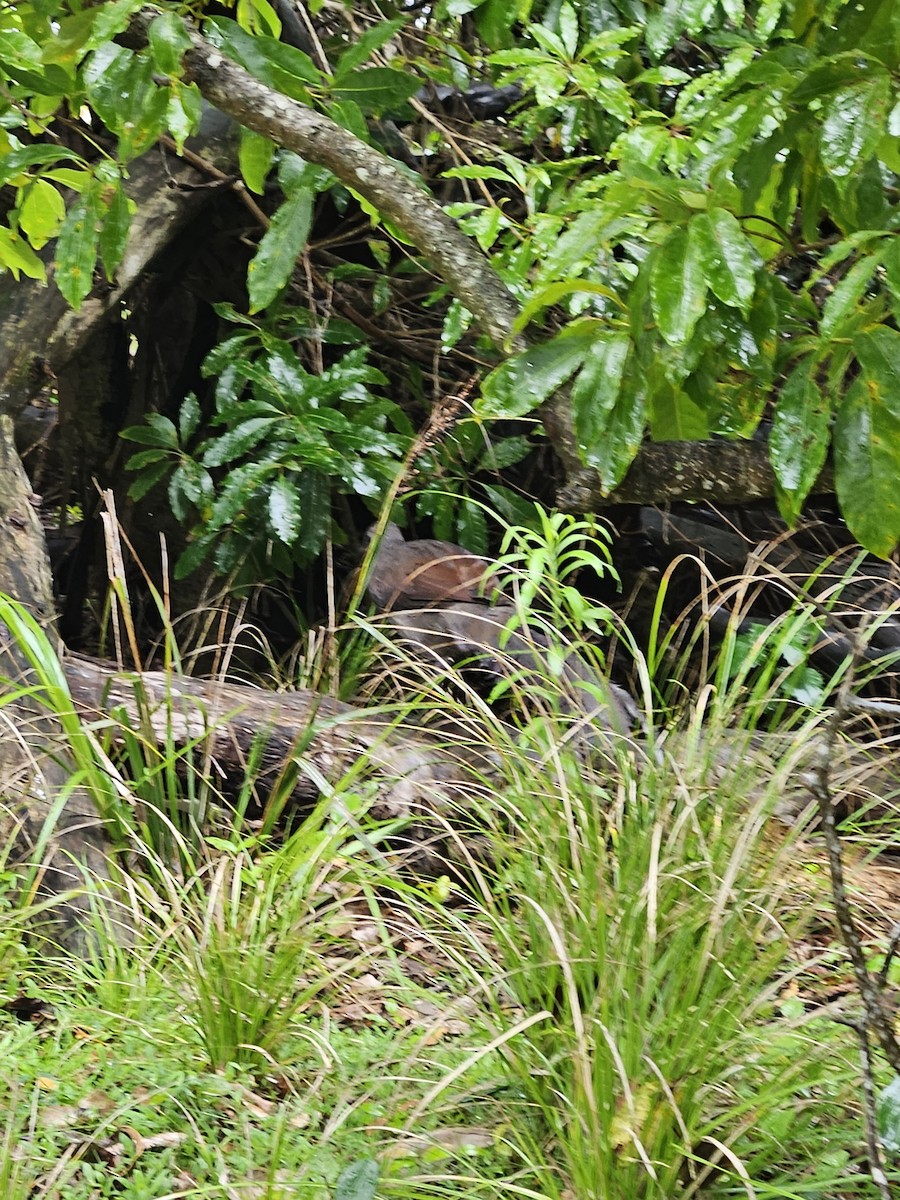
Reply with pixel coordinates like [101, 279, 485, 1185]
[839, 1017, 893, 1200]
[808, 638, 900, 1077]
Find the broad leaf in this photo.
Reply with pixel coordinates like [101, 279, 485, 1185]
[770, 358, 830, 523]
[593, 369, 647, 493]
[239, 128, 276, 195]
[98, 179, 132, 279]
[17, 178, 65, 249]
[335, 17, 405, 75]
[820, 72, 891, 186]
[690, 208, 757, 316]
[477, 330, 594, 419]
[55, 188, 101, 308]
[205, 18, 321, 100]
[571, 331, 631, 466]
[268, 475, 302, 542]
[647, 372, 708, 441]
[833, 327, 900, 556]
[247, 187, 313, 312]
[0, 146, 81, 187]
[650, 229, 708, 347]
[331, 67, 421, 114]
[167, 83, 202, 153]
[298, 470, 330, 554]
[148, 11, 191, 77]
[0, 227, 46, 281]
[818, 254, 878, 339]
[335, 1159, 379, 1200]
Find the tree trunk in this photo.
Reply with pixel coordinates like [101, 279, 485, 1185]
[0, 417, 129, 953]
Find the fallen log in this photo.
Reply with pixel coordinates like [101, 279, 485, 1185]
[62, 653, 494, 878]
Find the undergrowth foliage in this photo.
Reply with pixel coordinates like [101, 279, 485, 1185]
[0, 512, 898, 1196]
[3, 1, 900, 558]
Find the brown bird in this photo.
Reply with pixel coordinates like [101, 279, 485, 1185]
[363, 523, 641, 741]
[364, 522, 497, 611]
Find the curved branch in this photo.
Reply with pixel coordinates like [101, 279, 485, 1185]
[124, 9, 525, 355]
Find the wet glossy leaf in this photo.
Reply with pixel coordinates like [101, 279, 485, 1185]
[571, 331, 630, 466]
[593, 369, 647, 493]
[650, 230, 708, 347]
[833, 327, 900, 556]
[148, 11, 191, 77]
[690, 208, 757, 316]
[298, 470, 330, 554]
[457, 501, 489, 555]
[477, 330, 593, 419]
[268, 476, 302, 542]
[771, 358, 830, 523]
[818, 254, 878, 338]
[247, 187, 313, 312]
[820, 72, 891, 185]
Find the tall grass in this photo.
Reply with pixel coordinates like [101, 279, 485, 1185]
[1, 514, 895, 1197]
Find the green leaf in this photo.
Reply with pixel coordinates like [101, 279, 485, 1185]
[457, 500, 489, 555]
[833, 328, 900, 556]
[335, 17, 406, 75]
[818, 255, 878, 339]
[477, 330, 594, 419]
[167, 83, 202, 153]
[649, 231, 708, 347]
[54, 188, 101, 308]
[690, 209, 757, 317]
[0, 28, 42, 66]
[647, 371, 708, 441]
[514, 280, 624, 334]
[593, 370, 647, 493]
[247, 187, 313, 312]
[127, 459, 172, 501]
[0, 146, 81, 188]
[878, 1075, 900, 1153]
[205, 19, 320, 100]
[770, 358, 830, 523]
[268, 475, 302, 542]
[571, 331, 630, 467]
[148, 11, 191, 77]
[0, 227, 46, 281]
[335, 1159, 379, 1200]
[879, 236, 900, 304]
[239, 129, 276, 195]
[298, 470, 330, 554]
[179, 394, 202, 442]
[98, 179, 132, 279]
[820, 72, 891, 186]
[558, 2, 579, 57]
[17, 178, 65, 249]
[479, 434, 532, 471]
[331, 67, 421, 115]
[201, 417, 278, 467]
